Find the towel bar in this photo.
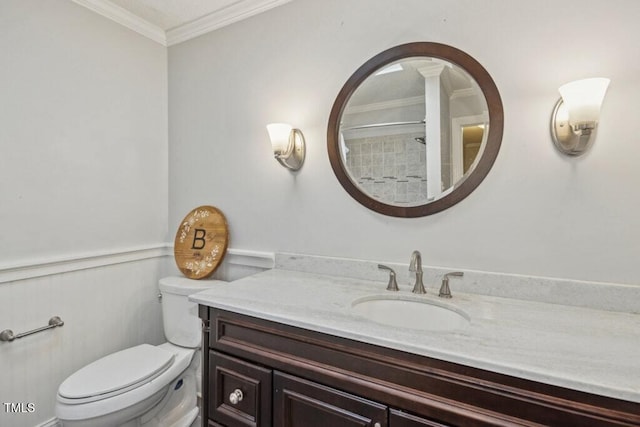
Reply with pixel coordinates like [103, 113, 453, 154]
[0, 316, 64, 342]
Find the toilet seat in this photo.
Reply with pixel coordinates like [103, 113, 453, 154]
[56, 343, 195, 422]
[59, 344, 175, 404]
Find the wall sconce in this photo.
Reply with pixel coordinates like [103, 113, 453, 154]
[266, 123, 306, 170]
[551, 78, 610, 156]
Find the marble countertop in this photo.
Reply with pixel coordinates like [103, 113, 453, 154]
[189, 268, 640, 403]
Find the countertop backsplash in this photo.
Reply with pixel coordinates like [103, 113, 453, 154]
[275, 252, 640, 314]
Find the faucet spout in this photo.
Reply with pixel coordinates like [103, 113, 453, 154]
[409, 250, 426, 294]
[409, 250, 422, 273]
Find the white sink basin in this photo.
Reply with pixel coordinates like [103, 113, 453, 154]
[351, 296, 470, 332]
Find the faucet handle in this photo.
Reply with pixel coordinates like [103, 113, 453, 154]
[439, 272, 463, 298]
[378, 264, 399, 291]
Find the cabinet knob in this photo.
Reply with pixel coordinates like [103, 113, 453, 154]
[374, 423, 381, 427]
[229, 389, 244, 405]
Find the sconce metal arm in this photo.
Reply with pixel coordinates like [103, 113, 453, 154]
[551, 99, 596, 156]
[275, 129, 305, 170]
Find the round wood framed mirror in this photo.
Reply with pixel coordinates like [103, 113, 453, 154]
[327, 42, 504, 217]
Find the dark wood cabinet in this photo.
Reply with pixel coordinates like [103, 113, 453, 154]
[389, 409, 449, 427]
[201, 307, 640, 427]
[274, 371, 387, 427]
[209, 352, 272, 427]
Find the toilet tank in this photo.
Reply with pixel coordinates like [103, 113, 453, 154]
[159, 276, 226, 348]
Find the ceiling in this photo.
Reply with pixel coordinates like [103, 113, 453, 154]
[72, 0, 293, 46]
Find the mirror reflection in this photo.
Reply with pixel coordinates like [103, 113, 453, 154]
[339, 57, 489, 206]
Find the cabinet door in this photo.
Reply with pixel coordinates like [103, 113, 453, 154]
[274, 371, 388, 427]
[389, 409, 450, 427]
[210, 351, 272, 427]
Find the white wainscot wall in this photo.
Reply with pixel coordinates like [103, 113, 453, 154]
[0, 250, 168, 427]
[0, 246, 273, 427]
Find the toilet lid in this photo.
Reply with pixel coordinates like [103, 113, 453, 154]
[59, 344, 175, 400]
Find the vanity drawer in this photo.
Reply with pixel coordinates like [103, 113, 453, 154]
[209, 351, 272, 427]
[274, 371, 388, 427]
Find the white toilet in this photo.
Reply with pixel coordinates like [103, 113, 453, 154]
[55, 277, 223, 427]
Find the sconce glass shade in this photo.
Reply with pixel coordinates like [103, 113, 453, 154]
[266, 123, 293, 154]
[266, 123, 305, 170]
[558, 78, 610, 126]
[551, 78, 610, 156]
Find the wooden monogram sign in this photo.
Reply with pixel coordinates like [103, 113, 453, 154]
[174, 206, 229, 279]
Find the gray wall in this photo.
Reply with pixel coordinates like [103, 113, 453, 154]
[0, 2, 168, 426]
[2, 0, 639, 425]
[168, 0, 640, 285]
[1, 0, 169, 262]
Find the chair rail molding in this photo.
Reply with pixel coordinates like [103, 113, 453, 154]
[0, 245, 275, 284]
[0, 244, 170, 284]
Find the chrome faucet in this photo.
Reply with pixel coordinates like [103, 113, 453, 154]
[409, 250, 426, 294]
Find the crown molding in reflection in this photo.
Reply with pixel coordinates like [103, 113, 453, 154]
[344, 96, 424, 115]
[451, 87, 480, 100]
[72, 0, 294, 47]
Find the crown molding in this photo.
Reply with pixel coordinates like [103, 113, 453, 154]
[166, 0, 294, 46]
[71, 0, 167, 45]
[451, 87, 479, 100]
[72, 0, 293, 47]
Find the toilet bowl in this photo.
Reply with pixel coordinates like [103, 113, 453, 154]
[55, 277, 224, 427]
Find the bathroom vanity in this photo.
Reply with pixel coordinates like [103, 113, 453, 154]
[192, 268, 640, 426]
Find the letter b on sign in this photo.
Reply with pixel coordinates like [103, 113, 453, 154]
[191, 229, 206, 250]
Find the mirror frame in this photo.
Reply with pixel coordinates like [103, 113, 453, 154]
[327, 42, 504, 217]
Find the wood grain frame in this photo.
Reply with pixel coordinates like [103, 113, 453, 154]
[327, 42, 504, 218]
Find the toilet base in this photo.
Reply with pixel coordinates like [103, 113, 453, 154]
[59, 387, 167, 427]
[139, 358, 199, 427]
